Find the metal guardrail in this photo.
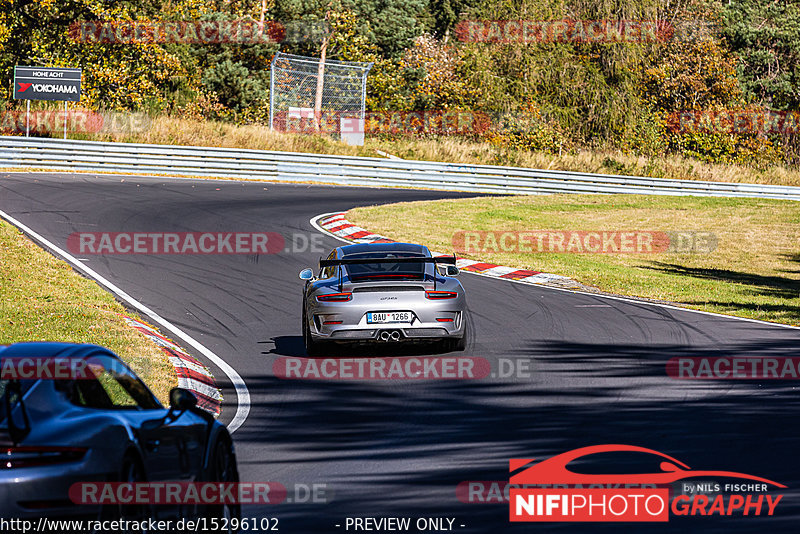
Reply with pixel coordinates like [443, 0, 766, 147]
[2, 136, 800, 200]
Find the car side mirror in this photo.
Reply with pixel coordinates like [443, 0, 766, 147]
[299, 268, 314, 281]
[446, 265, 460, 276]
[169, 387, 198, 411]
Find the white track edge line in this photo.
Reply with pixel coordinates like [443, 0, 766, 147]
[0, 209, 251, 432]
[309, 212, 800, 331]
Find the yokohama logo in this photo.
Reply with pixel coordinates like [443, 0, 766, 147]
[22, 83, 78, 94]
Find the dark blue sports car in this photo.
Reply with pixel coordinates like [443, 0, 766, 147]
[0, 342, 238, 524]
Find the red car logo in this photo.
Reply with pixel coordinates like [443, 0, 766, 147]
[510, 444, 785, 487]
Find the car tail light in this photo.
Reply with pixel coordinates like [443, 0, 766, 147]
[0, 447, 87, 469]
[436, 318, 454, 322]
[323, 320, 343, 325]
[425, 291, 458, 299]
[316, 292, 352, 302]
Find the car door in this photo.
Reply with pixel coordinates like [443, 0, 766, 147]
[75, 354, 208, 482]
[150, 404, 208, 481]
[111, 365, 208, 482]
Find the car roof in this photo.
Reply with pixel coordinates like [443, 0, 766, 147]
[338, 242, 429, 257]
[0, 342, 118, 360]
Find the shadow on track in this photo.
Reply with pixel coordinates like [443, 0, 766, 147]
[261, 336, 460, 358]
[236, 337, 800, 533]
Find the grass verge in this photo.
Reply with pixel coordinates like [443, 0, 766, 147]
[0, 219, 176, 403]
[348, 195, 800, 326]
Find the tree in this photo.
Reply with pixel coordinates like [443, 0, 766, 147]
[342, 0, 429, 58]
[190, 10, 277, 111]
[642, 38, 741, 112]
[428, 0, 480, 39]
[720, 0, 800, 111]
[0, 0, 204, 109]
[313, 6, 330, 131]
[400, 34, 478, 110]
[273, 0, 429, 58]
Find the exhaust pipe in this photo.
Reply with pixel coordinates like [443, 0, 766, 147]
[379, 330, 402, 342]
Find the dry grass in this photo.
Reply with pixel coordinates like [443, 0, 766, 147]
[348, 195, 800, 325]
[0, 220, 176, 403]
[76, 115, 370, 157]
[64, 115, 800, 186]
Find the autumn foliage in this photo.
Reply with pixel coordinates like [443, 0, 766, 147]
[2, 0, 799, 166]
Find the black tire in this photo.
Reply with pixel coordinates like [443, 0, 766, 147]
[98, 452, 150, 533]
[450, 320, 468, 352]
[303, 308, 326, 357]
[206, 437, 241, 532]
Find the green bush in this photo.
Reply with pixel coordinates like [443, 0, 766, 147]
[669, 130, 783, 167]
[483, 106, 573, 155]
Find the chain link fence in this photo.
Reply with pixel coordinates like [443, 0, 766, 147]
[269, 51, 372, 143]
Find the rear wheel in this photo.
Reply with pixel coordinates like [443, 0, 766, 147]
[449, 320, 468, 352]
[303, 308, 325, 357]
[206, 437, 240, 532]
[97, 453, 150, 533]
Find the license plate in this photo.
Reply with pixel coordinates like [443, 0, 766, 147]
[367, 311, 412, 324]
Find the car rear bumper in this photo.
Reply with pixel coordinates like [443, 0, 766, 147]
[324, 326, 457, 342]
[307, 285, 467, 342]
[0, 460, 107, 518]
[310, 314, 465, 342]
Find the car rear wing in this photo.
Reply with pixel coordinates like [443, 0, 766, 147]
[319, 255, 457, 291]
[319, 255, 457, 267]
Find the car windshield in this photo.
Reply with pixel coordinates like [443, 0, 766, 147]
[343, 252, 428, 281]
[0, 353, 160, 412]
[55, 355, 161, 410]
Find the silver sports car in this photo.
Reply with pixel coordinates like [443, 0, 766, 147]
[0, 342, 239, 523]
[299, 243, 468, 355]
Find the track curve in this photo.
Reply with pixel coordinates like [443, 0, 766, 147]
[2, 171, 799, 533]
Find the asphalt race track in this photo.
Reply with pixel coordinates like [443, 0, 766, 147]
[2, 171, 800, 533]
